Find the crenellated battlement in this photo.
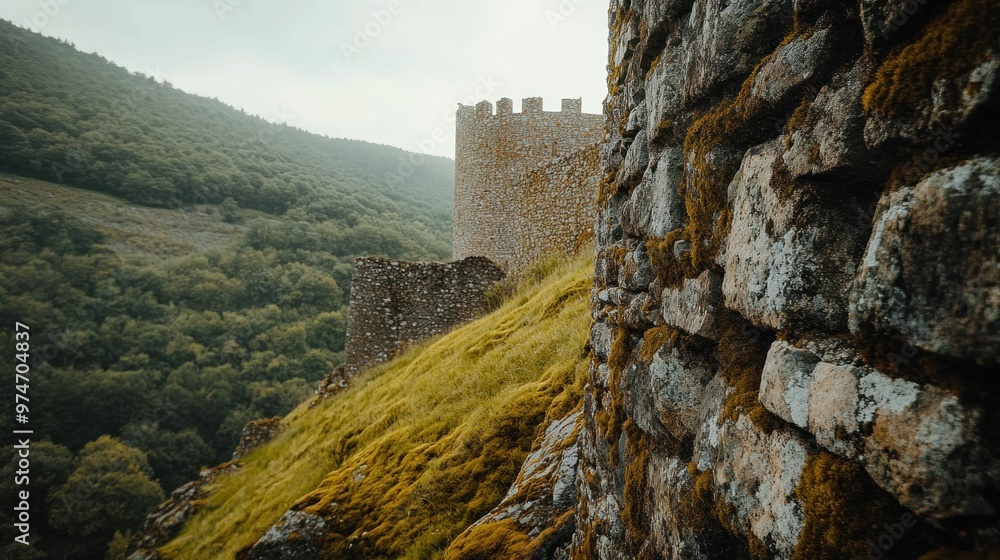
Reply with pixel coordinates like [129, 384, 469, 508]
[458, 97, 589, 120]
[453, 97, 603, 271]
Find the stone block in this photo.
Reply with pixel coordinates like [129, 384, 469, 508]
[621, 146, 684, 238]
[850, 157, 1000, 366]
[723, 141, 868, 331]
[660, 270, 723, 339]
[759, 339, 998, 524]
[680, 0, 795, 106]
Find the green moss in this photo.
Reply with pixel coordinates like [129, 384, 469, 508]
[863, 0, 1000, 117]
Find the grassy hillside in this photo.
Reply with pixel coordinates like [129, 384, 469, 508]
[159, 254, 593, 560]
[0, 19, 453, 259]
[0, 172, 251, 263]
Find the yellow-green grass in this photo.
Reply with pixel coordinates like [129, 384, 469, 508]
[0, 172, 253, 262]
[160, 252, 594, 560]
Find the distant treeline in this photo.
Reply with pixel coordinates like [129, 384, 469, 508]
[0, 19, 453, 258]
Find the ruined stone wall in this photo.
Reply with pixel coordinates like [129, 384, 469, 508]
[454, 97, 603, 271]
[343, 256, 505, 375]
[571, 1, 1000, 559]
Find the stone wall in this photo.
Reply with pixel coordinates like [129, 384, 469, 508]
[454, 97, 603, 271]
[343, 256, 505, 375]
[572, 1, 1000, 559]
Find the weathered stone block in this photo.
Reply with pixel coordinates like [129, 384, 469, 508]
[750, 28, 833, 110]
[696, 415, 812, 559]
[621, 146, 684, 238]
[849, 157, 1000, 366]
[864, 53, 998, 149]
[723, 141, 867, 331]
[680, 0, 795, 106]
[615, 130, 650, 192]
[807, 363, 862, 458]
[759, 341, 820, 430]
[645, 43, 683, 145]
[619, 241, 655, 291]
[644, 340, 717, 438]
[660, 270, 723, 339]
[759, 339, 998, 524]
[783, 58, 881, 179]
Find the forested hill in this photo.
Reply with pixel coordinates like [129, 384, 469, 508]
[0, 19, 453, 258]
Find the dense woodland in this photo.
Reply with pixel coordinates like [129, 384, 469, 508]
[0, 20, 454, 560]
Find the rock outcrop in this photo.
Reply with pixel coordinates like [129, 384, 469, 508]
[569, 0, 1000, 558]
[126, 462, 244, 560]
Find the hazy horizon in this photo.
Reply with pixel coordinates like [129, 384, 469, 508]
[0, 0, 609, 159]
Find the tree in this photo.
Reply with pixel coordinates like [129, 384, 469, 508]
[50, 436, 164, 540]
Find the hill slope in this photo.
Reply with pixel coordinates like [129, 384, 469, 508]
[0, 172, 249, 263]
[148, 254, 593, 560]
[0, 19, 453, 258]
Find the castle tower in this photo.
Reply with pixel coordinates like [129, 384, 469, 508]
[454, 97, 603, 271]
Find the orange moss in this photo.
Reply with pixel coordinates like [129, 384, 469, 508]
[791, 452, 905, 560]
[639, 326, 681, 362]
[715, 311, 782, 433]
[621, 421, 651, 552]
[684, 467, 767, 558]
[863, 0, 1000, 117]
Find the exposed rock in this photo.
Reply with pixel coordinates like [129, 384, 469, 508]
[759, 341, 820, 430]
[864, 50, 999, 149]
[695, 413, 813, 559]
[782, 58, 882, 180]
[621, 292, 659, 330]
[310, 366, 352, 408]
[749, 28, 834, 110]
[759, 339, 999, 525]
[618, 241, 655, 292]
[661, 270, 723, 339]
[621, 147, 684, 239]
[615, 130, 650, 192]
[240, 510, 327, 560]
[446, 411, 582, 559]
[680, 0, 795, 106]
[723, 140, 868, 331]
[232, 416, 285, 460]
[645, 41, 683, 145]
[850, 157, 1000, 365]
[127, 463, 244, 559]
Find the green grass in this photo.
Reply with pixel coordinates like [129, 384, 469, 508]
[0, 172, 253, 263]
[160, 252, 594, 560]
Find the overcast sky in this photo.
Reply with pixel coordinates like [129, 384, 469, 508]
[0, 0, 609, 158]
